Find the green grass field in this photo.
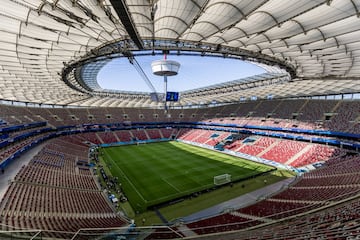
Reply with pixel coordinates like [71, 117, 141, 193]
[101, 141, 276, 213]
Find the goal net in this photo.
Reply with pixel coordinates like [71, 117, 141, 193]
[214, 174, 231, 186]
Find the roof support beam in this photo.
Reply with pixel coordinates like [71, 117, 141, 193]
[290, 19, 307, 35]
[243, 1, 328, 43]
[262, 33, 272, 43]
[177, 0, 210, 39]
[315, 28, 327, 42]
[155, 15, 188, 26]
[109, 0, 144, 49]
[205, 2, 246, 19]
[252, 11, 280, 27]
[350, 0, 360, 17]
[155, 27, 181, 37]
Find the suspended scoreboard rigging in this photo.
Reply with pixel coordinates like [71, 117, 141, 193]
[151, 53, 180, 110]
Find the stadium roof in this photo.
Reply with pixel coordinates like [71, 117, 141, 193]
[0, 0, 359, 108]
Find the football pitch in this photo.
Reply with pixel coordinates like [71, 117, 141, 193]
[101, 141, 275, 212]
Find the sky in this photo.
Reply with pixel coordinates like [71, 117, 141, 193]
[97, 55, 266, 93]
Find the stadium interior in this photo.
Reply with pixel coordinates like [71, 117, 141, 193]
[0, 0, 360, 239]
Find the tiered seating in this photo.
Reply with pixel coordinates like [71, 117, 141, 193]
[297, 174, 360, 187]
[297, 100, 338, 122]
[54, 135, 89, 149]
[205, 132, 230, 146]
[15, 165, 98, 190]
[178, 131, 337, 168]
[236, 101, 260, 117]
[88, 107, 109, 124]
[353, 122, 360, 134]
[45, 108, 73, 126]
[185, 153, 360, 236]
[122, 108, 142, 121]
[177, 129, 230, 146]
[236, 137, 278, 156]
[192, 130, 215, 144]
[236, 200, 319, 220]
[273, 187, 359, 202]
[251, 100, 281, 117]
[187, 213, 260, 235]
[1, 215, 125, 239]
[178, 129, 202, 142]
[27, 107, 56, 125]
[160, 128, 175, 138]
[130, 129, 148, 140]
[97, 131, 118, 144]
[223, 141, 243, 150]
[238, 144, 264, 156]
[115, 131, 133, 142]
[290, 145, 334, 167]
[43, 140, 89, 163]
[106, 108, 124, 123]
[77, 132, 101, 145]
[325, 101, 360, 132]
[5, 126, 46, 139]
[272, 99, 306, 119]
[139, 108, 156, 121]
[218, 103, 240, 117]
[0, 137, 126, 236]
[0, 105, 34, 125]
[0, 100, 358, 134]
[260, 140, 308, 164]
[25, 147, 84, 173]
[144, 227, 183, 240]
[69, 108, 92, 124]
[305, 154, 360, 177]
[0, 133, 51, 163]
[176, 128, 191, 139]
[146, 129, 162, 139]
[256, 154, 360, 204]
[210, 116, 317, 130]
[0, 100, 359, 238]
[1, 182, 114, 215]
[219, 198, 360, 240]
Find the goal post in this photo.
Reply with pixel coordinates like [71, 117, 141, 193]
[214, 174, 231, 186]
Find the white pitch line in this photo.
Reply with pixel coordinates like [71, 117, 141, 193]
[161, 177, 181, 193]
[104, 151, 147, 203]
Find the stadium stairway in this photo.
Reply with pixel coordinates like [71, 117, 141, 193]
[23, 115, 35, 123]
[113, 132, 121, 142]
[177, 225, 198, 237]
[144, 130, 151, 140]
[159, 129, 164, 139]
[128, 131, 135, 140]
[331, 100, 343, 114]
[233, 143, 245, 152]
[291, 184, 360, 190]
[349, 115, 360, 132]
[256, 140, 280, 157]
[267, 198, 325, 205]
[95, 133, 104, 144]
[297, 99, 310, 114]
[229, 211, 273, 223]
[284, 144, 313, 166]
